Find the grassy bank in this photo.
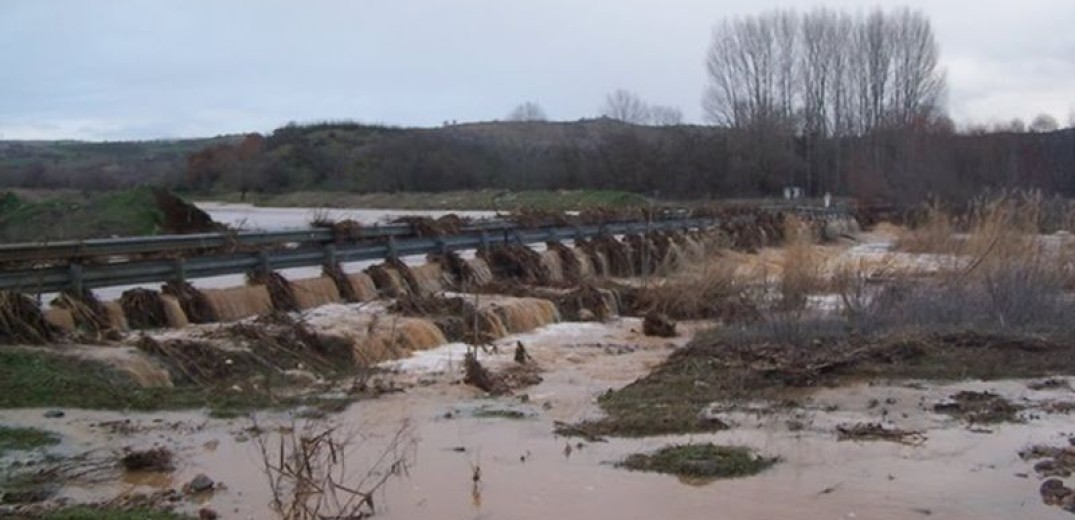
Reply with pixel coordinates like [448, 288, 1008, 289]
[202, 189, 652, 211]
[0, 187, 216, 243]
[0, 426, 59, 457]
[0, 349, 352, 417]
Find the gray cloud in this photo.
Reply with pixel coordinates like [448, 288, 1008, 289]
[1, 0, 1072, 139]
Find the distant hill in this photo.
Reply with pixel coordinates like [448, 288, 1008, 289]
[1, 120, 1074, 204]
[0, 136, 240, 190]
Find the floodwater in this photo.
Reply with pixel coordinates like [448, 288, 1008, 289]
[196, 202, 495, 231]
[3, 317, 1072, 519]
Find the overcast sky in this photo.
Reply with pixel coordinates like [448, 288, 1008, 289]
[2, 0, 1073, 140]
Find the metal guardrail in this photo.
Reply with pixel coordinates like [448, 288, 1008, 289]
[0, 205, 851, 294]
[0, 220, 521, 263]
[0, 217, 724, 294]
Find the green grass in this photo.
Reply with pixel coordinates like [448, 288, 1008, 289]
[0, 349, 354, 415]
[619, 443, 778, 480]
[0, 187, 165, 242]
[36, 507, 194, 520]
[204, 189, 651, 211]
[0, 426, 59, 456]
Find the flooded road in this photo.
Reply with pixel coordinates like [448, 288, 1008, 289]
[3, 316, 1072, 519]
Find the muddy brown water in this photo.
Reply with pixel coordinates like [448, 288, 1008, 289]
[3, 318, 1074, 519]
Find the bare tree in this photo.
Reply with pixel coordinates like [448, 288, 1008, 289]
[705, 6, 944, 135]
[888, 8, 944, 126]
[506, 101, 548, 122]
[601, 89, 650, 124]
[649, 105, 684, 126]
[1029, 113, 1059, 133]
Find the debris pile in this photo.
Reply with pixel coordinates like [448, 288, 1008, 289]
[0, 291, 59, 345]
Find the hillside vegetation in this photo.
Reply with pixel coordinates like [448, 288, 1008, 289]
[2, 120, 1074, 206]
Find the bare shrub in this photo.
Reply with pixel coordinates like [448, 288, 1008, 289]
[255, 418, 416, 520]
[632, 257, 761, 322]
[779, 216, 825, 310]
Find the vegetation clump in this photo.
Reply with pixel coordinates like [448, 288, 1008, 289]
[619, 443, 777, 480]
[0, 426, 59, 457]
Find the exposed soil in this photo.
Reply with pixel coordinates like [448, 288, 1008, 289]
[569, 330, 1075, 437]
[152, 189, 221, 235]
[933, 390, 1023, 424]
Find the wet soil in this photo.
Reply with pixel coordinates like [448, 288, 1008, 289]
[571, 330, 1075, 437]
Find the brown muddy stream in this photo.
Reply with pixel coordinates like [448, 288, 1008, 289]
[3, 317, 1072, 519]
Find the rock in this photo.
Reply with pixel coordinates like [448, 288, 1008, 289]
[1035, 459, 1072, 478]
[282, 369, 318, 386]
[198, 507, 219, 520]
[642, 311, 677, 337]
[578, 309, 596, 321]
[188, 473, 215, 493]
[1041, 478, 1073, 505]
[43, 410, 65, 419]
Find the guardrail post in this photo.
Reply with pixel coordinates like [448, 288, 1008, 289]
[68, 263, 83, 294]
[435, 237, 448, 255]
[257, 251, 271, 272]
[479, 231, 490, 254]
[387, 236, 398, 261]
[174, 258, 186, 283]
[323, 244, 337, 267]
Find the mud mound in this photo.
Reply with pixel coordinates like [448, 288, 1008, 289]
[546, 284, 619, 321]
[463, 351, 542, 395]
[546, 242, 582, 284]
[162, 281, 216, 323]
[591, 235, 632, 276]
[323, 263, 358, 302]
[247, 269, 299, 312]
[479, 244, 546, 285]
[140, 312, 353, 385]
[152, 188, 221, 234]
[642, 311, 677, 337]
[391, 215, 464, 237]
[52, 289, 117, 340]
[0, 291, 60, 345]
[934, 390, 1022, 424]
[366, 263, 412, 298]
[391, 294, 505, 344]
[119, 288, 168, 329]
[429, 250, 476, 289]
[312, 218, 364, 242]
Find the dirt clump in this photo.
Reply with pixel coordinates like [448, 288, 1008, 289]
[52, 289, 118, 340]
[391, 214, 464, 237]
[162, 280, 216, 323]
[152, 188, 221, 234]
[119, 446, 175, 472]
[642, 311, 677, 337]
[119, 289, 168, 329]
[933, 391, 1022, 424]
[246, 269, 299, 312]
[312, 218, 364, 243]
[463, 350, 542, 396]
[479, 244, 546, 285]
[836, 423, 925, 445]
